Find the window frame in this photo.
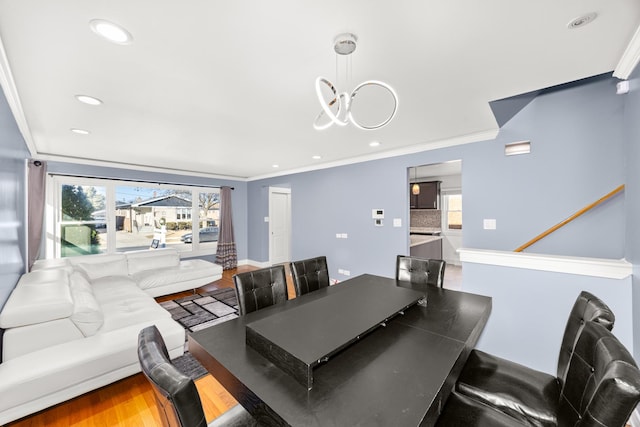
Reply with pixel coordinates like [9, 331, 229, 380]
[441, 190, 462, 233]
[46, 175, 219, 259]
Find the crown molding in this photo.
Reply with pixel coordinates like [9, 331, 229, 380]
[248, 128, 498, 181]
[0, 34, 37, 156]
[37, 153, 248, 182]
[614, 24, 640, 79]
[458, 248, 631, 280]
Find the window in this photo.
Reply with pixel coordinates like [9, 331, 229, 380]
[48, 176, 220, 258]
[59, 184, 106, 256]
[444, 193, 462, 230]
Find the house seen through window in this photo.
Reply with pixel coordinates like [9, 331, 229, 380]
[50, 177, 220, 258]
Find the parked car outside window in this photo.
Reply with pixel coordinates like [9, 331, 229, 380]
[180, 226, 219, 243]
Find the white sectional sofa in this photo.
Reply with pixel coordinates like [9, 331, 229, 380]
[0, 248, 223, 424]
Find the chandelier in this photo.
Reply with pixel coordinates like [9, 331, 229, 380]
[313, 33, 398, 131]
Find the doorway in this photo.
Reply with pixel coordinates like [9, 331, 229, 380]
[408, 160, 462, 289]
[269, 187, 291, 265]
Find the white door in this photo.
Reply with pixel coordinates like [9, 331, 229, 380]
[269, 187, 291, 265]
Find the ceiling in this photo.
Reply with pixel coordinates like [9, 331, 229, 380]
[0, 1, 638, 180]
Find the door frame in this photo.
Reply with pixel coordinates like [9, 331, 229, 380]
[268, 187, 292, 266]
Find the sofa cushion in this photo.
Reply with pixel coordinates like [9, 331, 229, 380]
[90, 275, 146, 303]
[17, 268, 68, 286]
[74, 257, 129, 281]
[132, 259, 219, 290]
[126, 249, 180, 275]
[69, 272, 104, 336]
[2, 318, 84, 361]
[0, 275, 73, 328]
[30, 258, 73, 274]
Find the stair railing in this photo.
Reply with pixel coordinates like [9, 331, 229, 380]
[514, 184, 625, 253]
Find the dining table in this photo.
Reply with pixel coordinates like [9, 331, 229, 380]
[189, 273, 492, 426]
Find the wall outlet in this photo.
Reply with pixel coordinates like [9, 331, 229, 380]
[393, 218, 402, 227]
[342, 270, 351, 276]
[341, 233, 348, 239]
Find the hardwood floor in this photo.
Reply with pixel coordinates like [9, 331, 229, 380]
[6, 265, 275, 427]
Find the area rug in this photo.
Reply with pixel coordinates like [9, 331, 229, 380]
[160, 288, 239, 380]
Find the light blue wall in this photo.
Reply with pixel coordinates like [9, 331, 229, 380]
[249, 75, 626, 271]
[463, 263, 633, 374]
[623, 66, 640, 361]
[0, 88, 29, 311]
[464, 75, 625, 257]
[247, 74, 631, 372]
[46, 162, 249, 262]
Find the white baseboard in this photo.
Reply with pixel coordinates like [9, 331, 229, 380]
[241, 259, 271, 268]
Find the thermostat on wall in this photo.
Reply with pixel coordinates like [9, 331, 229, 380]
[372, 209, 384, 219]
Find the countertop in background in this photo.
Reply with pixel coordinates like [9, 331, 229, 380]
[410, 234, 443, 247]
[409, 227, 442, 235]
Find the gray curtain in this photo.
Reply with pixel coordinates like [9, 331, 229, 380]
[215, 186, 237, 270]
[27, 160, 46, 271]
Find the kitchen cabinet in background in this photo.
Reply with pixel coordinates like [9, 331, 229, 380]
[410, 181, 441, 209]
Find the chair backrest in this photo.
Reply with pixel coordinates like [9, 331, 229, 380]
[289, 256, 330, 297]
[559, 321, 640, 427]
[137, 326, 207, 427]
[233, 265, 288, 315]
[557, 291, 615, 385]
[395, 255, 446, 287]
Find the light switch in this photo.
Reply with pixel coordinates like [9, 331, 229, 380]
[483, 219, 496, 230]
[393, 218, 402, 227]
[264, 217, 269, 222]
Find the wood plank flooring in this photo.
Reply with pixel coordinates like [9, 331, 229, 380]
[6, 265, 276, 427]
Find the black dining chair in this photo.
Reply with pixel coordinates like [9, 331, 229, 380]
[137, 325, 257, 427]
[395, 255, 446, 287]
[232, 265, 288, 316]
[455, 291, 615, 426]
[289, 256, 330, 297]
[436, 320, 640, 427]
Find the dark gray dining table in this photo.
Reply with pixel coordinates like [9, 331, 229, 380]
[189, 273, 491, 426]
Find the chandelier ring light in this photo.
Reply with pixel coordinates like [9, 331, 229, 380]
[313, 33, 398, 131]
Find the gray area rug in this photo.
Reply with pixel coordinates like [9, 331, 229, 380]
[160, 288, 239, 380]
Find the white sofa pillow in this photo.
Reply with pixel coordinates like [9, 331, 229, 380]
[68, 272, 104, 336]
[74, 258, 128, 281]
[126, 249, 180, 275]
[0, 275, 73, 328]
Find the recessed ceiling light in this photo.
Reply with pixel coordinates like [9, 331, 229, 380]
[70, 128, 91, 135]
[75, 95, 102, 106]
[567, 12, 597, 29]
[369, 141, 381, 147]
[272, 164, 279, 168]
[89, 19, 133, 45]
[312, 155, 322, 160]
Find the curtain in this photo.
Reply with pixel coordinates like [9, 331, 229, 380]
[215, 186, 237, 270]
[27, 160, 47, 271]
